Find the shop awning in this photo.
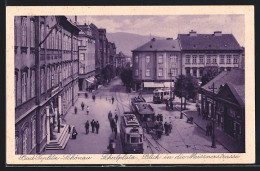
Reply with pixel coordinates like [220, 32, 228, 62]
[86, 76, 96, 84]
[143, 82, 173, 88]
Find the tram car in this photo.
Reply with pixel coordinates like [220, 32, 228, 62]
[120, 113, 144, 154]
[130, 96, 146, 111]
[132, 102, 156, 132]
[153, 88, 175, 104]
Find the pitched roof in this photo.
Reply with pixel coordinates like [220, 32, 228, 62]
[178, 34, 243, 51]
[132, 38, 181, 52]
[202, 68, 245, 105]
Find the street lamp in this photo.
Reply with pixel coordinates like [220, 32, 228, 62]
[180, 74, 183, 119]
[208, 82, 217, 148]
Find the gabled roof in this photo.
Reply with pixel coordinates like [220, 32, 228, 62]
[178, 34, 243, 51]
[202, 68, 245, 105]
[132, 38, 181, 52]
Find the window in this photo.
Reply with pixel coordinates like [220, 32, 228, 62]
[220, 55, 225, 64]
[185, 55, 190, 64]
[21, 72, 27, 103]
[51, 67, 54, 87]
[192, 55, 197, 64]
[42, 114, 46, 140]
[146, 56, 150, 63]
[22, 127, 29, 154]
[226, 55, 231, 64]
[233, 55, 239, 64]
[186, 68, 190, 75]
[80, 53, 85, 61]
[158, 68, 163, 76]
[130, 137, 139, 143]
[212, 55, 217, 64]
[21, 17, 27, 47]
[158, 56, 163, 64]
[135, 56, 138, 63]
[135, 69, 139, 76]
[40, 23, 44, 48]
[14, 17, 17, 46]
[199, 55, 204, 64]
[46, 26, 49, 48]
[31, 70, 35, 98]
[15, 72, 18, 106]
[31, 117, 36, 148]
[55, 30, 58, 49]
[80, 67, 84, 74]
[15, 136, 19, 154]
[30, 20, 35, 47]
[170, 55, 177, 63]
[46, 67, 50, 90]
[145, 69, 150, 76]
[170, 68, 177, 76]
[199, 68, 203, 77]
[193, 68, 197, 76]
[206, 55, 211, 64]
[40, 68, 44, 93]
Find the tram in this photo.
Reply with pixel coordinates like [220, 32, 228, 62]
[120, 113, 144, 154]
[153, 88, 175, 104]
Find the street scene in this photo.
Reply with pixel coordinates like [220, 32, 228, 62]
[14, 15, 245, 155]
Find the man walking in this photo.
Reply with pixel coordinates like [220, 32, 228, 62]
[96, 121, 100, 134]
[209, 123, 213, 136]
[86, 106, 90, 115]
[115, 114, 118, 123]
[81, 102, 85, 111]
[91, 119, 95, 133]
[112, 96, 115, 104]
[164, 122, 169, 136]
[85, 120, 89, 134]
[169, 122, 172, 134]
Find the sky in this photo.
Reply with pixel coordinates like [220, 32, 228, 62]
[67, 15, 245, 46]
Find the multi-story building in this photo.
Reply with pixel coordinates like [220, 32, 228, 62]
[90, 23, 101, 78]
[98, 29, 108, 69]
[178, 30, 244, 78]
[115, 51, 126, 68]
[76, 23, 96, 92]
[14, 16, 80, 154]
[132, 38, 181, 91]
[108, 42, 116, 65]
[200, 68, 245, 150]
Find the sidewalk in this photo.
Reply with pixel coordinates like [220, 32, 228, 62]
[174, 98, 245, 153]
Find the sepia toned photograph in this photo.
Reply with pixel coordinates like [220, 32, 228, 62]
[6, 6, 255, 165]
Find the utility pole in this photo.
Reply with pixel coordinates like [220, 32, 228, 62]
[209, 82, 217, 148]
[180, 74, 183, 119]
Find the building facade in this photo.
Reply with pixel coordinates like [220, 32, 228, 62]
[132, 38, 181, 90]
[178, 30, 244, 78]
[200, 68, 245, 148]
[76, 24, 96, 92]
[98, 29, 108, 69]
[15, 16, 80, 154]
[115, 51, 126, 68]
[90, 23, 101, 78]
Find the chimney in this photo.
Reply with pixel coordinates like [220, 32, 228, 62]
[189, 30, 197, 37]
[214, 31, 222, 36]
[75, 16, 77, 24]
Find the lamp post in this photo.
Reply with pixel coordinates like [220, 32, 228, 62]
[209, 82, 217, 148]
[180, 74, 183, 119]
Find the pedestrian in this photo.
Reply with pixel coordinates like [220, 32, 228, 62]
[86, 106, 89, 115]
[93, 95, 96, 102]
[91, 119, 95, 133]
[198, 106, 201, 116]
[112, 96, 115, 104]
[166, 100, 169, 110]
[169, 122, 172, 134]
[74, 107, 77, 114]
[115, 114, 118, 123]
[110, 119, 115, 133]
[114, 126, 118, 139]
[72, 128, 78, 139]
[68, 125, 71, 133]
[164, 122, 169, 136]
[107, 139, 115, 154]
[170, 100, 174, 110]
[209, 123, 213, 136]
[96, 121, 100, 134]
[206, 123, 210, 136]
[85, 92, 88, 98]
[81, 102, 85, 111]
[85, 120, 89, 134]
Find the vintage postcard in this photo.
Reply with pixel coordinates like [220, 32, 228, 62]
[6, 6, 255, 165]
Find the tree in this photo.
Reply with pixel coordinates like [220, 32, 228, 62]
[120, 68, 133, 92]
[174, 75, 199, 109]
[201, 66, 219, 86]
